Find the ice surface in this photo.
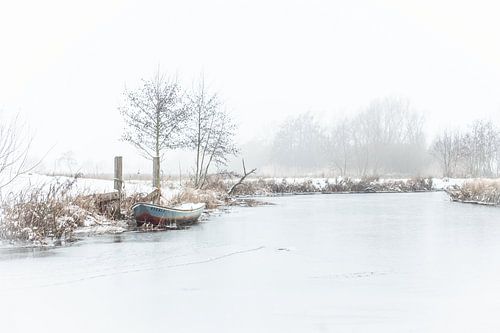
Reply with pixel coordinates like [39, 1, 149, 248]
[1, 192, 500, 332]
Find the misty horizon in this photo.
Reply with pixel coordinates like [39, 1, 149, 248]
[2, 0, 500, 176]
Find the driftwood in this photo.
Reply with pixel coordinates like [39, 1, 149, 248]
[228, 159, 256, 196]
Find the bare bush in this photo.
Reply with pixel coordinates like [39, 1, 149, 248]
[0, 176, 129, 244]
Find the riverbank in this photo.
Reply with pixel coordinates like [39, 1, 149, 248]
[230, 177, 435, 195]
[0, 174, 469, 247]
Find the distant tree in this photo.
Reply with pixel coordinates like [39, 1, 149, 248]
[324, 118, 352, 176]
[57, 150, 77, 174]
[349, 97, 426, 176]
[430, 130, 462, 177]
[119, 70, 189, 172]
[271, 113, 326, 173]
[185, 78, 238, 189]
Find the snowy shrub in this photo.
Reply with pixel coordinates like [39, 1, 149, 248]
[446, 180, 500, 205]
[0, 177, 102, 244]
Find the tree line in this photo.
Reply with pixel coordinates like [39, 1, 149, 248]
[267, 97, 500, 178]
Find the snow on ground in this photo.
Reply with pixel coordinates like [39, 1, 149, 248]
[74, 220, 129, 236]
[432, 178, 467, 190]
[0, 173, 478, 204]
[0, 173, 179, 199]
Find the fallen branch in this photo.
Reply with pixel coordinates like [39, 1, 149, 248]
[228, 159, 256, 196]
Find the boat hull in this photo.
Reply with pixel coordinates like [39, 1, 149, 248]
[132, 202, 205, 227]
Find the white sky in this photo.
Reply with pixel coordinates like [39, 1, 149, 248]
[1, 0, 500, 174]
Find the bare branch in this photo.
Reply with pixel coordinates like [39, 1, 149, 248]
[228, 159, 256, 196]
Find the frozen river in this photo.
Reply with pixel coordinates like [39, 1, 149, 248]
[2, 192, 500, 332]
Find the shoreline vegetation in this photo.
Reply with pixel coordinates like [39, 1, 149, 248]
[445, 180, 500, 207]
[0, 175, 498, 247]
[229, 177, 434, 195]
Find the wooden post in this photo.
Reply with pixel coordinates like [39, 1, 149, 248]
[113, 156, 123, 218]
[114, 156, 123, 193]
[153, 156, 160, 189]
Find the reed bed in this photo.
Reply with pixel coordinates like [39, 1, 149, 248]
[230, 177, 433, 196]
[446, 179, 500, 206]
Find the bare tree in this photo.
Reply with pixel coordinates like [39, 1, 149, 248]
[185, 78, 238, 189]
[430, 130, 462, 177]
[461, 120, 498, 177]
[0, 115, 41, 191]
[325, 118, 352, 176]
[430, 120, 500, 178]
[349, 97, 426, 176]
[119, 70, 189, 176]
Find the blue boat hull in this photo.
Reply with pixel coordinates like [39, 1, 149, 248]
[132, 202, 205, 226]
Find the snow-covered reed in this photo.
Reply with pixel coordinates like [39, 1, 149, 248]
[446, 179, 500, 206]
[230, 177, 434, 196]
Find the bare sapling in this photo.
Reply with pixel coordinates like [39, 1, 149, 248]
[186, 76, 238, 189]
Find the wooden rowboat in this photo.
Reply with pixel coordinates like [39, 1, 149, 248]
[132, 202, 206, 227]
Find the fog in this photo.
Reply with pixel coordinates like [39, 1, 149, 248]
[1, 0, 500, 176]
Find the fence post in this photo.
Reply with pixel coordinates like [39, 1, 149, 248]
[114, 156, 123, 194]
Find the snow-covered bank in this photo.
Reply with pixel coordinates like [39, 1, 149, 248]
[0, 173, 467, 198]
[0, 172, 241, 246]
[231, 177, 437, 195]
[0, 173, 489, 247]
[0, 174, 182, 246]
